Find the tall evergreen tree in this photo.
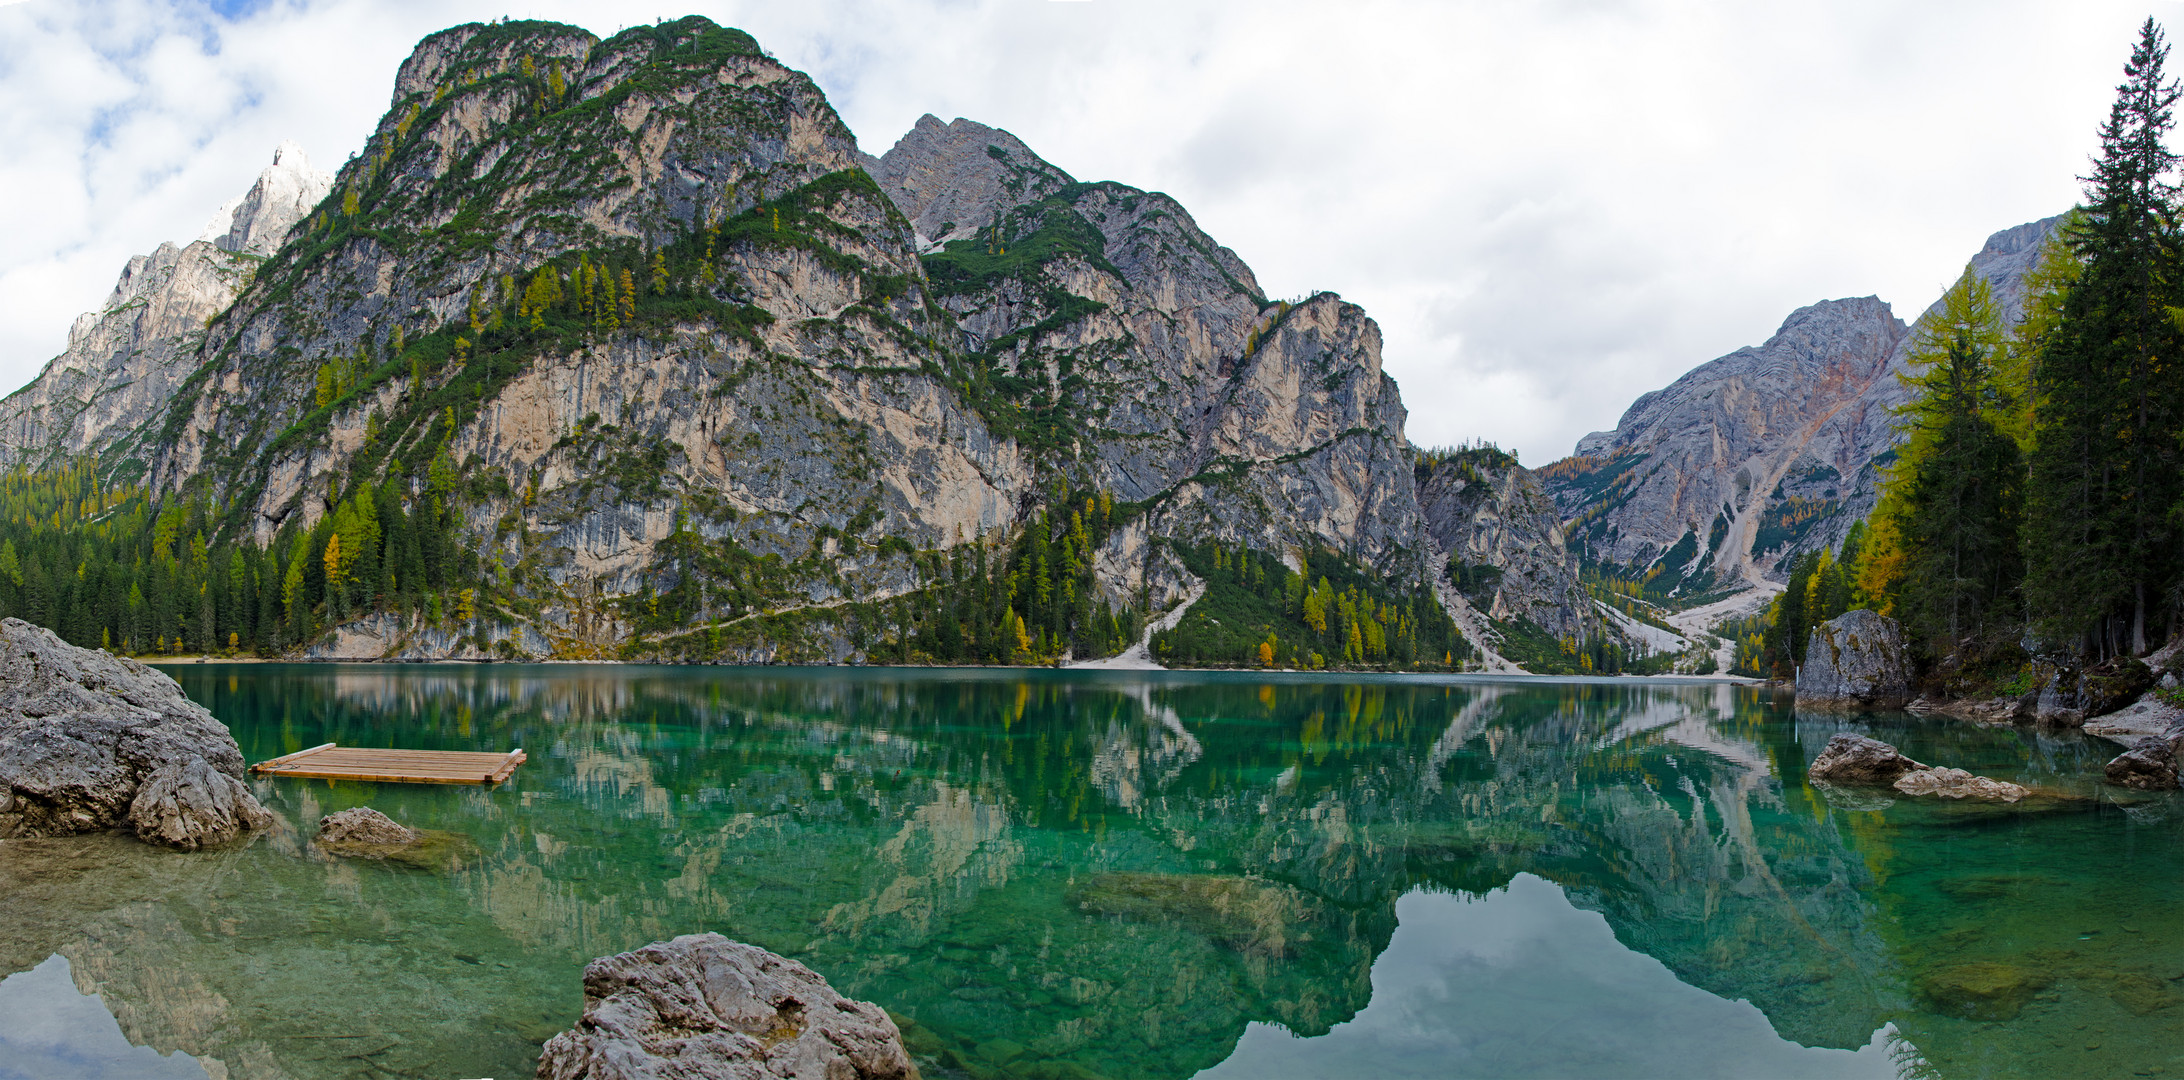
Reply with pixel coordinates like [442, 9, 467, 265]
[2024, 17, 2184, 657]
[1874, 273, 2025, 655]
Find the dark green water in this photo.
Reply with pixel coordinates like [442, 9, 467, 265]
[0, 665, 2179, 1079]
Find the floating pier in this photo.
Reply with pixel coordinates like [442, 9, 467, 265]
[250, 743, 526, 785]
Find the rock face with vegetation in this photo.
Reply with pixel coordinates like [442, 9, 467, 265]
[536, 932, 918, 1080]
[1544, 218, 2062, 597]
[0, 17, 1576, 670]
[0, 618, 270, 848]
[0, 144, 332, 474]
[1414, 445, 1670, 671]
[1796, 610, 1912, 709]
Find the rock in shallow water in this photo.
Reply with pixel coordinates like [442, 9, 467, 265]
[1807, 733, 1927, 784]
[0, 618, 270, 849]
[2104, 737, 2180, 791]
[536, 932, 918, 1080]
[1892, 767, 2027, 802]
[315, 808, 478, 871]
[318, 807, 419, 846]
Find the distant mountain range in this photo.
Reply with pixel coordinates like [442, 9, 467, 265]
[0, 17, 2067, 669]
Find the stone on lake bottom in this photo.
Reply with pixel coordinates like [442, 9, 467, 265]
[536, 932, 918, 1080]
[1919, 962, 2053, 1021]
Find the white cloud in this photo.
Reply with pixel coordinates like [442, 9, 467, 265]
[2, 0, 2180, 462]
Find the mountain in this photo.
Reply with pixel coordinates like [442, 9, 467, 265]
[1543, 216, 2063, 600]
[0, 17, 1550, 666]
[20, 14, 2041, 669]
[1417, 446, 1613, 670]
[0, 144, 332, 475]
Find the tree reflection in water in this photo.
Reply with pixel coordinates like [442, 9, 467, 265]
[0, 666, 2174, 1079]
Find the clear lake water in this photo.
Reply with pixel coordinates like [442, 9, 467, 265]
[0, 664, 2179, 1079]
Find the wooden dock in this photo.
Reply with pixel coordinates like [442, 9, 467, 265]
[250, 743, 526, 785]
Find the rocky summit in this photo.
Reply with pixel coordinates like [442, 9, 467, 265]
[1544, 217, 2063, 597]
[0, 144, 333, 475]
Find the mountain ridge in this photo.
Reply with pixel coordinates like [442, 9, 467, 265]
[0, 16, 2060, 671]
[1547, 215, 2064, 603]
[31, 16, 1501, 668]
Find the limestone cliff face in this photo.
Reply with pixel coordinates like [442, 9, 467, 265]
[0, 145, 332, 473]
[870, 116, 1424, 598]
[860, 115, 1074, 254]
[1417, 450, 1598, 643]
[1548, 217, 2063, 591]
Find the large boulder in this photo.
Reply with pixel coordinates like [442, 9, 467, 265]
[2104, 737, 2180, 791]
[537, 933, 919, 1080]
[1796, 610, 1913, 710]
[1807, 733, 1926, 784]
[0, 619, 270, 849]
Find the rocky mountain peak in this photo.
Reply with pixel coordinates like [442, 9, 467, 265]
[864, 115, 1076, 252]
[198, 140, 335, 257]
[1553, 216, 2066, 603]
[390, 20, 596, 107]
[0, 140, 335, 473]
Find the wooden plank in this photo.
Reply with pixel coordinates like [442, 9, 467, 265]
[250, 742, 337, 773]
[296, 753, 506, 766]
[265, 770, 492, 785]
[251, 745, 528, 786]
[303, 754, 504, 766]
[488, 749, 526, 783]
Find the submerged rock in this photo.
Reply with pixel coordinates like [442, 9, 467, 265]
[536, 932, 918, 1080]
[2104, 738, 2180, 791]
[1893, 767, 2027, 803]
[1807, 733, 1926, 784]
[0, 619, 270, 849]
[1919, 961, 2053, 1021]
[318, 807, 419, 846]
[1068, 872, 1324, 957]
[1796, 611, 1912, 710]
[314, 809, 478, 871]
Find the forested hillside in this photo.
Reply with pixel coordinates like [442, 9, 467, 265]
[1741, 18, 2184, 683]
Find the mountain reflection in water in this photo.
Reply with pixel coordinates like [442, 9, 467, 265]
[0, 665, 2176, 1080]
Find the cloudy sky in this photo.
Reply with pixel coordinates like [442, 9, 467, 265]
[0, 0, 2177, 463]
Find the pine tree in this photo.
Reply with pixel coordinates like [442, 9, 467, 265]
[2024, 18, 2184, 657]
[1876, 272, 2026, 657]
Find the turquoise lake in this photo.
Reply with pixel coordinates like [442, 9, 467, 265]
[0, 665, 2179, 1079]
